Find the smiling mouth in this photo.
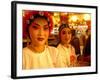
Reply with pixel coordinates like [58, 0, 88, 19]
[37, 38, 44, 41]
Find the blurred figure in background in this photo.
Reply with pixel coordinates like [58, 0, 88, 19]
[83, 29, 91, 66]
[71, 29, 81, 56]
[77, 29, 91, 66]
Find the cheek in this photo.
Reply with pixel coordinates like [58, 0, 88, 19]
[68, 35, 72, 43]
[29, 29, 37, 39]
[69, 35, 72, 39]
[66, 34, 72, 39]
[45, 31, 49, 38]
[60, 34, 65, 41]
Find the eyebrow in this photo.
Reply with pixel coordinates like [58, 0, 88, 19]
[32, 23, 40, 26]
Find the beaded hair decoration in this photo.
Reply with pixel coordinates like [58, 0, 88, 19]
[58, 24, 69, 33]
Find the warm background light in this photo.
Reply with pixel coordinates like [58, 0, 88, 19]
[83, 14, 91, 21]
[70, 15, 78, 22]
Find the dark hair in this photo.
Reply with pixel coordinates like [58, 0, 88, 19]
[71, 29, 76, 36]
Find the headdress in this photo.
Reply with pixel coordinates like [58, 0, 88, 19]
[23, 10, 53, 38]
[59, 24, 69, 33]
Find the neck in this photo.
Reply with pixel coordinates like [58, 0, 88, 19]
[61, 43, 70, 48]
[28, 43, 45, 53]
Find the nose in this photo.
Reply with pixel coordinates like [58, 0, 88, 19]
[65, 33, 68, 37]
[38, 28, 44, 36]
[65, 33, 70, 38]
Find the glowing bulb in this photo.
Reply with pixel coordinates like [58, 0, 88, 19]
[83, 14, 91, 21]
[71, 15, 78, 22]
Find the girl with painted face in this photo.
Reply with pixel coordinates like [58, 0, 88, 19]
[57, 24, 77, 67]
[22, 11, 60, 69]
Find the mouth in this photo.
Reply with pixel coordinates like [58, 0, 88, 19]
[65, 38, 69, 41]
[37, 37, 44, 41]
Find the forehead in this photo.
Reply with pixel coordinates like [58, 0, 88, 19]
[61, 27, 71, 32]
[33, 17, 48, 24]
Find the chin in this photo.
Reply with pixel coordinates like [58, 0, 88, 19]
[37, 42, 46, 46]
[64, 41, 70, 44]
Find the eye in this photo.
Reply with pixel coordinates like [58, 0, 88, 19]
[32, 26, 39, 30]
[68, 31, 71, 34]
[31, 23, 39, 30]
[62, 31, 66, 35]
[44, 26, 49, 30]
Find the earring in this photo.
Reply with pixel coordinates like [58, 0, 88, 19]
[26, 36, 30, 46]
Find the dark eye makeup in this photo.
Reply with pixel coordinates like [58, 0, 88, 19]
[61, 30, 71, 35]
[31, 23, 49, 31]
[62, 31, 66, 34]
[44, 25, 49, 30]
[32, 25, 39, 30]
